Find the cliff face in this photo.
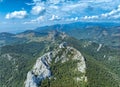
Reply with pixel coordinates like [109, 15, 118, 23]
[25, 52, 52, 87]
[25, 42, 87, 87]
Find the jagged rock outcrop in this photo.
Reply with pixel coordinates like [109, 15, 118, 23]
[25, 42, 87, 87]
[25, 52, 53, 87]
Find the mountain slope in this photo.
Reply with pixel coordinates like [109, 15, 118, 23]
[64, 37, 120, 87]
[0, 42, 47, 87]
[0, 28, 119, 87]
[25, 42, 87, 87]
[35, 22, 120, 48]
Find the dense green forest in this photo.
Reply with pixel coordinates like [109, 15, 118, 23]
[0, 42, 47, 87]
[65, 37, 120, 87]
[0, 27, 119, 87]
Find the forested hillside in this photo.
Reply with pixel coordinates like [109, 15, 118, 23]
[0, 29, 119, 87]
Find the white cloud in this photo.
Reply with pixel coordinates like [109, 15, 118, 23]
[49, 0, 62, 4]
[31, 5, 45, 15]
[82, 4, 120, 20]
[33, 0, 68, 4]
[49, 15, 60, 21]
[32, 16, 44, 22]
[66, 17, 79, 21]
[5, 11, 27, 19]
[62, 3, 88, 11]
[28, 0, 119, 22]
[25, 0, 120, 24]
[83, 15, 99, 20]
[87, 0, 113, 3]
[49, 5, 59, 9]
[101, 5, 120, 18]
[24, 16, 44, 24]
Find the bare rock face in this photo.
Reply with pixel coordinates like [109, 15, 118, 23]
[59, 42, 67, 48]
[25, 52, 53, 87]
[25, 42, 87, 87]
[25, 71, 38, 87]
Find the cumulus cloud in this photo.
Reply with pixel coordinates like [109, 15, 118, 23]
[1, 0, 120, 32]
[83, 16, 99, 20]
[24, 0, 120, 23]
[24, 16, 44, 24]
[31, 5, 45, 15]
[82, 4, 120, 20]
[66, 17, 79, 22]
[5, 11, 27, 19]
[33, 0, 74, 4]
[101, 5, 120, 19]
[49, 15, 60, 21]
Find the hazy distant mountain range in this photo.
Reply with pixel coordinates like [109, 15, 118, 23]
[0, 22, 120, 48]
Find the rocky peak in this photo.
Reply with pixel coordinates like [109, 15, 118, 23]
[25, 42, 87, 87]
[25, 52, 53, 87]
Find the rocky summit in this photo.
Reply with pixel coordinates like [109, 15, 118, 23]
[25, 42, 87, 87]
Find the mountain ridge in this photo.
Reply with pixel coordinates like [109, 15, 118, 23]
[0, 24, 119, 87]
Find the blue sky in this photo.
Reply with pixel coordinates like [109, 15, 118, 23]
[0, 0, 120, 32]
